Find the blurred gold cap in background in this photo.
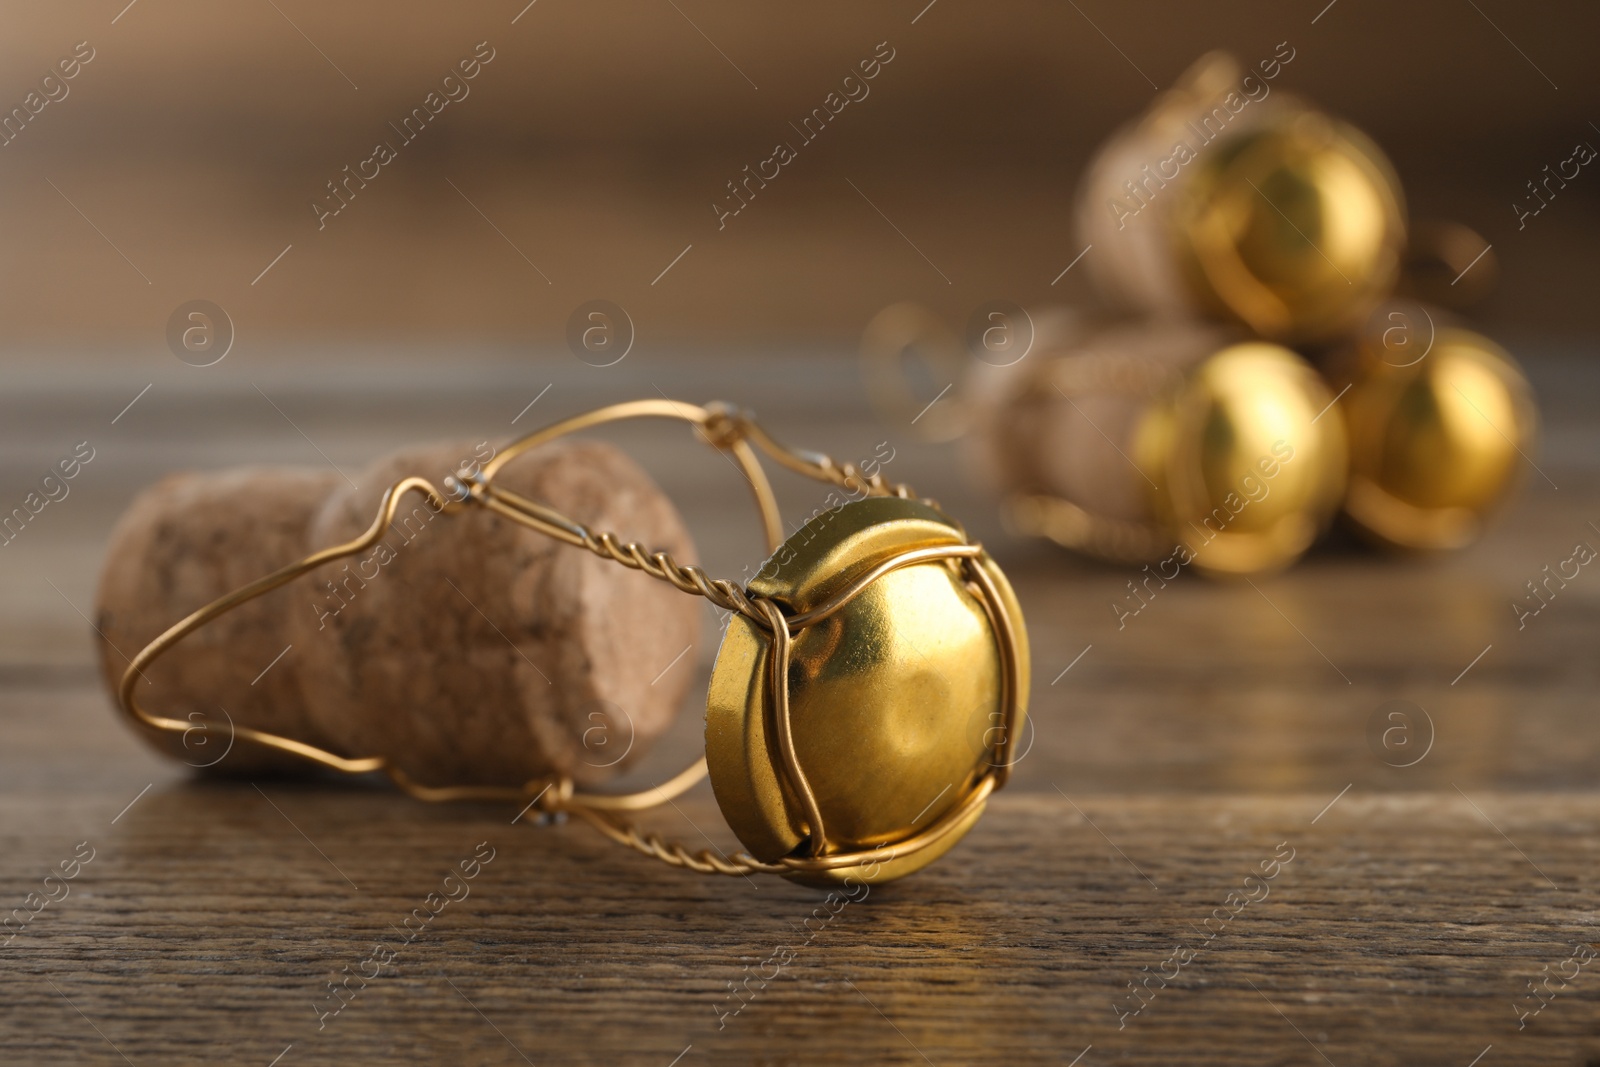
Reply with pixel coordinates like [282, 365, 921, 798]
[1337, 324, 1538, 550]
[1137, 341, 1348, 574]
[1177, 110, 1406, 341]
[1077, 52, 1407, 345]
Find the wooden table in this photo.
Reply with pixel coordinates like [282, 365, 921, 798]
[2, 351, 1596, 1066]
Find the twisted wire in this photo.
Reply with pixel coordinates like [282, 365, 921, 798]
[805, 455, 914, 502]
[579, 529, 766, 625]
[708, 406, 917, 503]
[511, 406, 928, 630]
[570, 807, 784, 876]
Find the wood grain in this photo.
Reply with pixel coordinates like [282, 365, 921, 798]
[3, 770, 1597, 1066]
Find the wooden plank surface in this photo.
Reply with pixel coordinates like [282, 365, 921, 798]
[2, 353, 1598, 1065]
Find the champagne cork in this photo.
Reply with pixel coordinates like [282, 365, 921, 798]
[991, 320, 1347, 574]
[1074, 51, 1405, 343]
[861, 303, 1346, 573]
[96, 440, 701, 786]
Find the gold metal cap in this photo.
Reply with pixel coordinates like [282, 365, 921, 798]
[1136, 342, 1349, 574]
[1176, 110, 1406, 342]
[1339, 326, 1537, 550]
[705, 496, 1029, 885]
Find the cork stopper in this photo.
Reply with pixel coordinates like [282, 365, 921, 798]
[96, 440, 701, 786]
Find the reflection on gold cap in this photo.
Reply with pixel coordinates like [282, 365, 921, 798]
[1177, 111, 1406, 341]
[1076, 52, 1406, 344]
[1135, 342, 1348, 574]
[1338, 326, 1538, 550]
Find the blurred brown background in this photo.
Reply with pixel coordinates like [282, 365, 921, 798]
[1, 0, 1597, 350]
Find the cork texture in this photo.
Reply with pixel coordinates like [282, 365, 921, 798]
[94, 466, 344, 773]
[95, 441, 700, 787]
[287, 440, 700, 788]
